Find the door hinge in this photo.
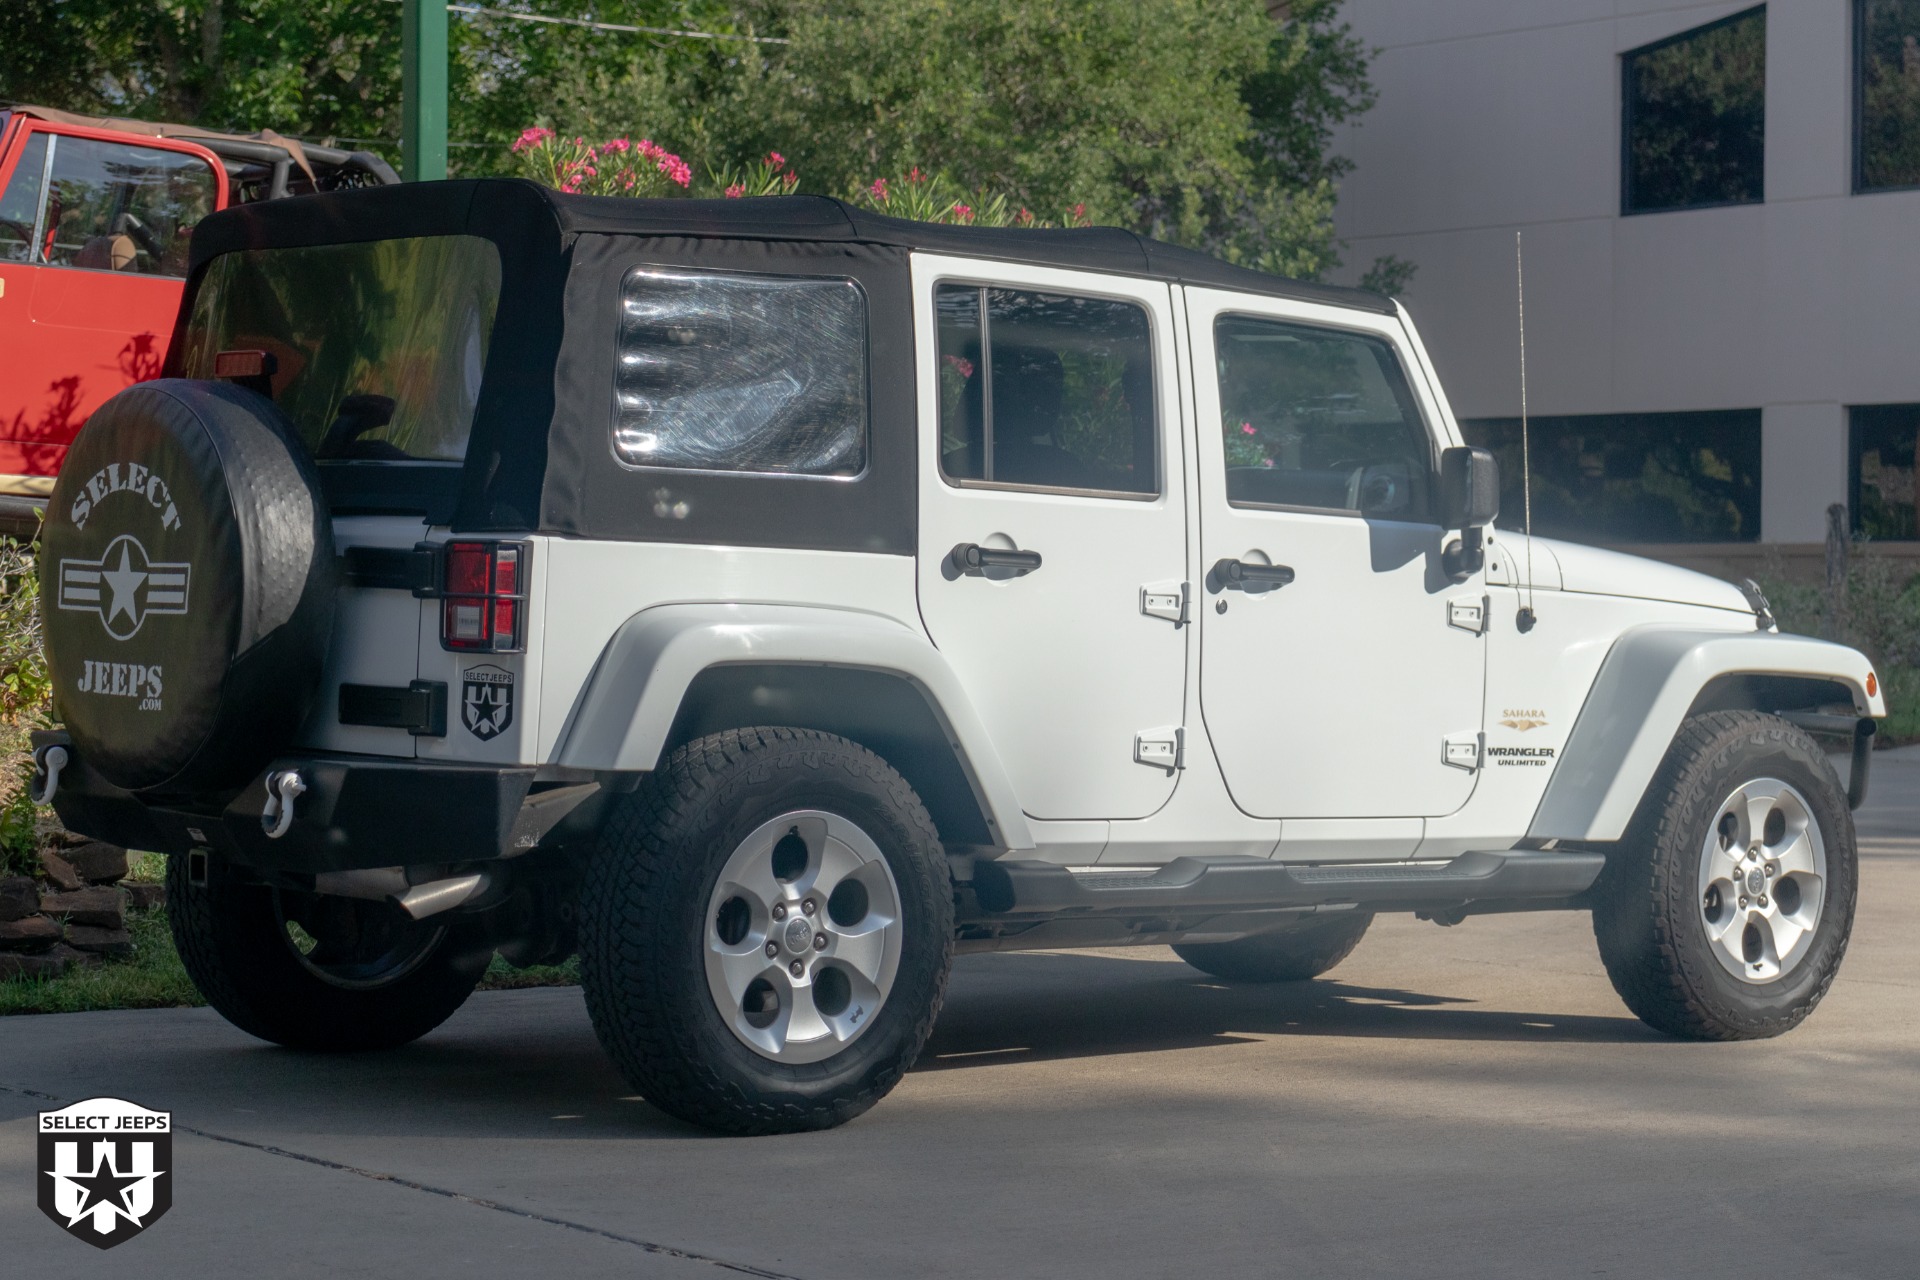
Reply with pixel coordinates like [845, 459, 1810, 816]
[1447, 594, 1489, 634]
[1141, 582, 1189, 626]
[1135, 726, 1186, 772]
[1443, 732, 1483, 771]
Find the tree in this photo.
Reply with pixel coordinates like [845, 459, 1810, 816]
[1, 0, 1405, 288]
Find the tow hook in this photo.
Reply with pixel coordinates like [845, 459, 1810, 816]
[29, 745, 67, 805]
[261, 770, 308, 840]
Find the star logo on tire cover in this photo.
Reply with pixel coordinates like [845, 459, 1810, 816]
[57, 534, 192, 641]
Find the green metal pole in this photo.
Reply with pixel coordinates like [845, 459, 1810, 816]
[401, 0, 449, 181]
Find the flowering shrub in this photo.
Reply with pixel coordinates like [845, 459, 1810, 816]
[710, 151, 802, 199]
[511, 128, 692, 197]
[510, 128, 1093, 229]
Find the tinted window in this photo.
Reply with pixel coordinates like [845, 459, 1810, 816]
[1623, 6, 1766, 214]
[1851, 403, 1920, 538]
[613, 268, 867, 476]
[0, 131, 49, 263]
[1214, 317, 1432, 519]
[1461, 410, 1762, 543]
[1856, 0, 1920, 192]
[178, 236, 501, 462]
[936, 284, 1156, 495]
[39, 135, 217, 277]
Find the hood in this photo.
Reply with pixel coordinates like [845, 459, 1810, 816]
[1530, 537, 1753, 615]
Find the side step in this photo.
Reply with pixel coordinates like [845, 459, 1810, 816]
[971, 849, 1605, 916]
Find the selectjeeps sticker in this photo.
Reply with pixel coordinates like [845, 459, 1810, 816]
[57, 535, 192, 642]
[462, 664, 515, 740]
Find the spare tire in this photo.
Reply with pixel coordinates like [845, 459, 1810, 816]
[39, 380, 335, 794]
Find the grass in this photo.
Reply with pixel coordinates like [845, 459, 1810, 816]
[0, 854, 582, 1016]
[1882, 666, 1920, 747]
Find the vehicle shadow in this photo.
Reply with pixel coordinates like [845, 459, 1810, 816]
[915, 950, 1656, 1070]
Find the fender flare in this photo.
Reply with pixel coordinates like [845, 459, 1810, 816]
[551, 602, 1033, 851]
[1529, 626, 1883, 842]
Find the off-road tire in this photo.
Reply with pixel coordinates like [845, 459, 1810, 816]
[165, 854, 490, 1051]
[1174, 912, 1374, 982]
[579, 727, 954, 1135]
[1590, 710, 1857, 1040]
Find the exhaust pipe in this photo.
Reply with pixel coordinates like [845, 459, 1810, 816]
[312, 867, 487, 920]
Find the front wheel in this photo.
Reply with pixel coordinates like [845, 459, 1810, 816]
[165, 856, 491, 1050]
[1591, 711, 1858, 1040]
[579, 728, 954, 1135]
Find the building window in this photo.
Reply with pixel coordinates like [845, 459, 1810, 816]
[1460, 410, 1762, 544]
[1850, 404, 1920, 538]
[1856, 0, 1920, 192]
[1622, 6, 1767, 214]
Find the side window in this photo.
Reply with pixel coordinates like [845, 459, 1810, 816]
[613, 267, 868, 476]
[40, 135, 217, 277]
[936, 284, 1156, 496]
[1215, 316, 1434, 520]
[0, 131, 49, 262]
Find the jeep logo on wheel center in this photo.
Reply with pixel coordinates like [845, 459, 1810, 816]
[56, 534, 192, 641]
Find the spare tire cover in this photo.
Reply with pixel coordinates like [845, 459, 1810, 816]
[40, 379, 335, 794]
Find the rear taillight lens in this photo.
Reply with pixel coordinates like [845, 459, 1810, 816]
[438, 541, 530, 652]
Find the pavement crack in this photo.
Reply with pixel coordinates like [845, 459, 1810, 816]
[2, 1084, 806, 1279]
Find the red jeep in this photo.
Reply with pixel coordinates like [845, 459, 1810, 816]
[0, 105, 397, 535]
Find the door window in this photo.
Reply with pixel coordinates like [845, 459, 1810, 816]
[936, 284, 1156, 496]
[37, 135, 216, 277]
[0, 131, 49, 262]
[1214, 316, 1433, 520]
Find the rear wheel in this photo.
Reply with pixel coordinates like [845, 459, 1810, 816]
[579, 727, 953, 1135]
[1174, 911, 1373, 982]
[1591, 711, 1857, 1040]
[165, 855, 489, 1050]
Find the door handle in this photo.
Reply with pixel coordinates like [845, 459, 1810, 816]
[951, 542, 1042, 575]
[1213, 558, 1295, 588]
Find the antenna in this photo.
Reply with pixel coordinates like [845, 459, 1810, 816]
[1515, 231, 1537, 633]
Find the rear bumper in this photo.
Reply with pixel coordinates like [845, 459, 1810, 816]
[35, 732, 603, 873]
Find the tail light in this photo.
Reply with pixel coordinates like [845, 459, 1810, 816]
[439, 541, 529, 652]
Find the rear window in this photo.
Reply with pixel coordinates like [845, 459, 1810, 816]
[178, 235, 502, 462]
[612, 267, 868, 477]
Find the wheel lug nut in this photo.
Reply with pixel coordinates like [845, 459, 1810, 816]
[789, 960, 804, 977]
[765, 941, 778, 958]
[814, 933, 828, 950]
[1740, 897, 1750, 907]
[802, 898, 817, 915]
[1759, 896, 1769, 908]
[772, 902, 787, 920]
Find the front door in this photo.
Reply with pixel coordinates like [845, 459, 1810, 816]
[912, 255, 1188, 822]
[1187, 288, 1486, 820]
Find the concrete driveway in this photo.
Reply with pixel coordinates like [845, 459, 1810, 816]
[6, 753, 1919, 1278]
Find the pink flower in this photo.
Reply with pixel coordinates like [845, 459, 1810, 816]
[942, 354, 975, 379]
[766, 151, 785, 169]
[908, 167, 926, 184]
[781, 172, 799, 190]
[512, 126, 554, 153]
[1241, 422, 1256, 435]
[1072, 203, 1087, 217]
[868, 178, 889, 201]
[601, 137, 631, 154]
[953, 204, 973, 223]
[725, 183, 746, 199]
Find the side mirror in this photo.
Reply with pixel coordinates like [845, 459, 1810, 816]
[1439, 446, 1500, 582]
[1439, 445, 1500, 530]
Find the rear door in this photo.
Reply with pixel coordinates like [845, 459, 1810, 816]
[912, 254, 1189, 822]
[0, 124, 221, 492]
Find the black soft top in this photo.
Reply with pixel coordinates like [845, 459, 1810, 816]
[187, 177, 1391, 314]
[176, 179, 1393, 546]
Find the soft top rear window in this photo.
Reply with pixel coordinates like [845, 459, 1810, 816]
[178, 234, 501, 463]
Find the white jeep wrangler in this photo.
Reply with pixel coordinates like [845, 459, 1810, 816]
[34, 180, 1883, 1134]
